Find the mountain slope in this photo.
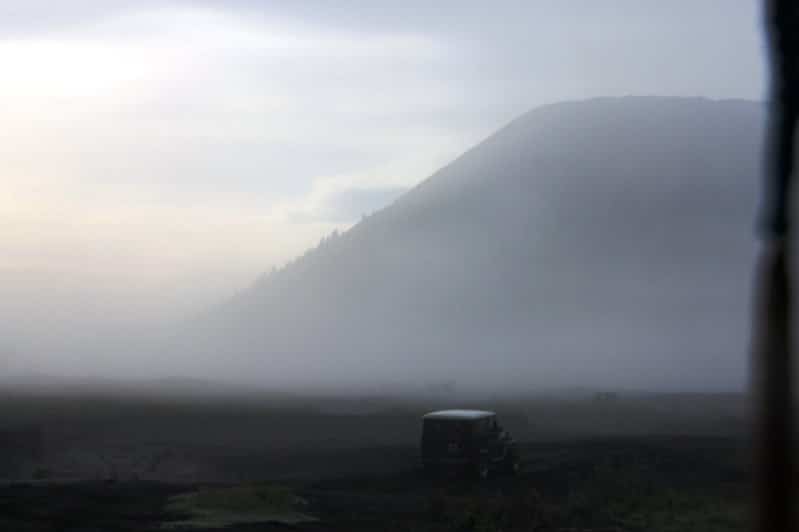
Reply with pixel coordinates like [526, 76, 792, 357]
[192, 96, 764, 392]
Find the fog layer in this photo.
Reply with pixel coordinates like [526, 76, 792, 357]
[121, 96, 765, 394]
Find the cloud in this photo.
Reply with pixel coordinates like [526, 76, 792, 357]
[0, 4, 466, 192]
[0, 3, 473, 349]
[271, 169, 410, 224]
[290, 184, 408, 223]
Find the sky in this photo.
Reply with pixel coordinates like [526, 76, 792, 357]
[1, 1, 766, 359]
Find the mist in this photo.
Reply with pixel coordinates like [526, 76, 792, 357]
[1, 2, 769, 396]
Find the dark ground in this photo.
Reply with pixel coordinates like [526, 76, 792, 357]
[0, 390, 755, 531]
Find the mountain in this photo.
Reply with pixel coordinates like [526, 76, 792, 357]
[186, 96, 765, 393]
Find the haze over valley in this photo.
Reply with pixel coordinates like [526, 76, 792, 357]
[5, 97, 766, 394]
[0, 1, 767, 395]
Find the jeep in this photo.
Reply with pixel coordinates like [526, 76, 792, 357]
[420, 409, 520, 479]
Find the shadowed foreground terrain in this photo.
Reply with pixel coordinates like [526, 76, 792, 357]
[0, 389, 752, 531]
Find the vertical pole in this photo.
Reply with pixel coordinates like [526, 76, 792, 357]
[752, 242, 794, 532]
[754, 2, 796, 531]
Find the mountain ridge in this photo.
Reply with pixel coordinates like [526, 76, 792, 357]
[187, 96, 763, 393]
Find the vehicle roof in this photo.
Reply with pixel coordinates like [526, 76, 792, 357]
[422, 409, 495, 420]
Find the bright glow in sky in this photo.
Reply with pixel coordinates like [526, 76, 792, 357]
[0, 1, 765, 352]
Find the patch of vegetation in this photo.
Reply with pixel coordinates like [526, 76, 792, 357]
[163, 483, 316, 529]
[425, 486, 745, 532]
[421, 448, 748, 532]
[428, 488, 556, 531]
[555, 456, 748, 532]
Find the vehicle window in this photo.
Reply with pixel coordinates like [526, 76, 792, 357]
[424, 420, 469, 441]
